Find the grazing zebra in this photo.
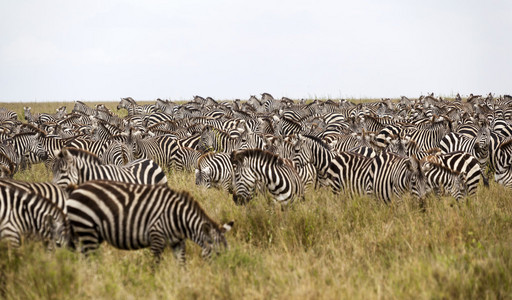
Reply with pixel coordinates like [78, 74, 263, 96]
[230, 149, 304, 205]
[0, 185, 70, 248]
[422, 151, 484, 196]
[66, 180, 233, 264]
[52, 147, 168, 188]
[0, 178, 68, 212]
[422, 161, 467, 201]
[173, 146, 202, 172]
[195, 152, 233, 192]
[371, 152, 428, 203]
[324, 151, 374, 197]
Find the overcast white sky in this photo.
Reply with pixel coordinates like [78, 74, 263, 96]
[0, 0, 511, 102]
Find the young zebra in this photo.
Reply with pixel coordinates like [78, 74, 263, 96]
[52, 147, 168, 188]
[231, 149, 304, 205]
[195, 152, 233, 192]
[0, 185, 70, 248]
[66, 180, 233, 264]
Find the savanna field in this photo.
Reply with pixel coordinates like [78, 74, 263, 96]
[1, 101, 512, 300]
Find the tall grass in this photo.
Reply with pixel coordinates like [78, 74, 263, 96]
[1, 102, 511, 299]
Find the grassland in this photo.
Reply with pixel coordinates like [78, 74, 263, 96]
[1, 101, 511, 299]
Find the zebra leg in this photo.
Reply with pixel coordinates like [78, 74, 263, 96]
[171, 240, 186, 266]
[148, 230, 166, 265]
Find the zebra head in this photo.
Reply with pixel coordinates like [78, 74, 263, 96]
[195, 167, 211, 188]
[29, 134, 49, 161]
[42, 213, 71, 249]
[230, 151, 255, 205]
[292, 136, 310, 168]
[406, 155, 429, 201]
[197, 221, 234, 260]
[52, 148, 80, 188]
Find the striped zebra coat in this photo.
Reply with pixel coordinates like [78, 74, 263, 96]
[66, 180, 233, 264]
[195, 152, 233, 192]
[52, 147, 167, 188]
[371, 152, 429, 203]
[0, 185, 70, 248]
[231, 149, 304, 205]
[0, 178, 69, 213]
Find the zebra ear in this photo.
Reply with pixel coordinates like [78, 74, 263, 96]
[220, 221, 234, 233]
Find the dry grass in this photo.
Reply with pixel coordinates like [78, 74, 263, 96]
[1, 101, 511, 299]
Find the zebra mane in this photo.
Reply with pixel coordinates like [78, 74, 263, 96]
[202, 125, 230, 137]
[231, 149, 286, 166]
[301, 134, 331, 150]
[59, 147, 102, 164]
[499, 138, 512, 151]
[11, 132, 38, 139]
[175, 188, 221, 229]
[19, 123, 47, 137]
[424, 160, 462, 176]
[197, 151, 221, 166]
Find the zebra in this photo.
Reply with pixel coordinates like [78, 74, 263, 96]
[66, 180, 233, 264]
[72, 100, 96, 116]
[230, 149, 305, 205]
[195, 152, 233, 192]
[134, 135, 180, 170]
[0, 185, 70, 248]
[371, 152, 429, 203]
[439, 131, 490, 184]
[292, 134, 337, 186]
[493, 139, 512, 188]
[173, 146, 202, 172]
[0, 108, 17, 122]
[117, 97, 157, 116]
[422, 161, 467, 201]
[324, 151, 374, 197]
[99, 140, 134, 166]
[199, 126, 244, 153]
[52, 147, 168, 188]
[421, 151, 484, 196]
[0, 153, 15, 177]
[8, 132, 48, 170]
[0, 178, 69, 212]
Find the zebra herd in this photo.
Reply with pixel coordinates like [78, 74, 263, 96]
[1, 93, 512, 263]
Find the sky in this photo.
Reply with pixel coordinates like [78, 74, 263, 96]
[0, 0, 511, 102]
